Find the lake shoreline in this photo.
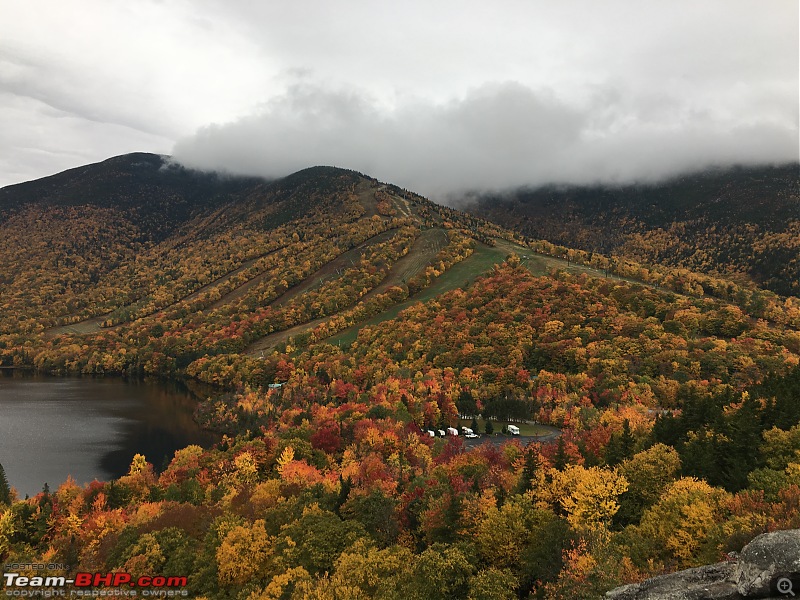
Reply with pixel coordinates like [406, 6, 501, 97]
[0, 375, 219, 497]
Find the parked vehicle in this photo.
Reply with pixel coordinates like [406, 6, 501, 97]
[507, 425, 520, 435]
[461, 426, 479, 438]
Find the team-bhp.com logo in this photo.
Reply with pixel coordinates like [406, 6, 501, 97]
[3, 572, 188, 597]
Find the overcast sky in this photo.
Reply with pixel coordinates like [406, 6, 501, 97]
[1, 0, 797, 197]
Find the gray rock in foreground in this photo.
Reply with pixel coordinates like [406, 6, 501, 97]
[606, 529, 800, 600]
[605, 562, 740, 600]
[735, 530, 800, 597]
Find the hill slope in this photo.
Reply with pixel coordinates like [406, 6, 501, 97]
[0, 154, 488, 367]
[2, 154, 797, 372]
[0, 153, 265, 239]
[2, 155, 800, 599]
[461, 164, 800, 295]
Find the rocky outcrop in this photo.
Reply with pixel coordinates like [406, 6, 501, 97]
[605, 562, 739, 600]
[735, 530, 800, 597]
[606, 530, 800, 600]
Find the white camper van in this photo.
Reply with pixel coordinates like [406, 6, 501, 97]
[461, 426, 478, 439]
[507, 425, 520, 436]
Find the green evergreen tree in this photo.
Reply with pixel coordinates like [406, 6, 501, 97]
[457, 390, 478, 417]
[554, 437, 568, 470]
[606, 419, 636, 466]
[620, 419, 635, 450]
[0, 462, 11, 505]
[335, 475, 353, 515]
[485, 420, 494, 435]
[515, 446, 541, 494]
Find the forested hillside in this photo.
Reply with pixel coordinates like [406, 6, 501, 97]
[1, 156, 800, 599]
[462, 164, 799, 295]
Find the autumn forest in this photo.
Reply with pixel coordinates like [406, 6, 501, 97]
[0, 154, 799, 599]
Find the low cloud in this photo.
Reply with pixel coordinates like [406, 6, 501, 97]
[3, 1, 796, 191]
[172, 80, 798, 199]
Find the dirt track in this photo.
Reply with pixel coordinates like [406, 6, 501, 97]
[44, 248, 284, 337]
[244, 228, 448, 354]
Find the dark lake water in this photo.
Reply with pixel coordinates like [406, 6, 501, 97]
[0, 373, 218, 498]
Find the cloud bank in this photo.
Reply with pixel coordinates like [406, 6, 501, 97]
[173, 79, 798, 198]
[2, 0, 797, 192]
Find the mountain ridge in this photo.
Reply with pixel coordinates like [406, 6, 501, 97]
[460, 163, 799, 295]
[1, 154, 796, 344]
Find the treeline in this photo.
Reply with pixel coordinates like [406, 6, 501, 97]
[464, 163, 800, 296]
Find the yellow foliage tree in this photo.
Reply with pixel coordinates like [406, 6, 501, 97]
[616, 443, 681, 525]
[548, 465, 628, 534]
[246, 566, 312, 600]
[276, 446, 295, 477]
[634, 477, 730, 568]
[233, 451, 259, 486]
[217, 519, 274, 585]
